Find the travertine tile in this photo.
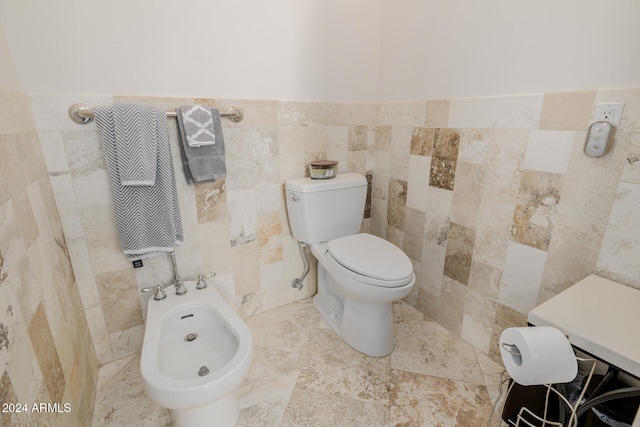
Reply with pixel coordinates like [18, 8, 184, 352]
[0, 371, 26, 426]
[238, 347, 303, 427]
[425, 99, 450, 128]
[387, 178, 407, 230]
[91, 354, 169, 426]
[227, 188, 257, 246]
[560, 129, 631, 225]
[377, 102, 427, 127]
[418, 240, 446, 299]
[498, 241, 547, 314]
[423, 186, 452, 247]
[93, 297, 517, 427]
[295, 333, 392, 406]
[449, 94, 543, 129]
[596, 182, 640, 287]
[450, 161, 484, 230]
[375, 126, 392, 151]
[348, 125, 368, 151]
[326, 126, 349, 175]
[512, 170, 563, 251]
[481, 129, 528, 204]
[195, 179, 227, 223]
[458, 128, 491, 165]
[372, 150, 390, 200]
[523, 130, 575, 174]
[410, 127, 434, 156]
[539, 90, 596, 130]
[621, 134, 640, 183]
[472, 198, 515, 269]
[216, 99, 278, 129]
[231, 242, 261, 306]
[392, 317, 482, 384]
[406, 154, 431, 212]
[429, 128, 460, 191]
[538, 215, 605, 303]
[28, 303, 66, 403]
[95, 269, 144, 333]
[461, 288, 497, 353]
[80, 205, 130, 275]
[403, 207, 425, 262]
[281, 387, 388, 427]
[443, 222, 475, 286]
[390, 127, 412, 181]
[390, 369, 492, 427]
[244, 299, 323, 355]
[437, 277, 467, 335]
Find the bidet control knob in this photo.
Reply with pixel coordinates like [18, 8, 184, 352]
[140, 284, 167, 301]
[196, 272, 216, 289]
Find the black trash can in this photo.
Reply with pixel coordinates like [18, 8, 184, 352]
[502, 381, 562, 425]
[580, 375, 640, 427]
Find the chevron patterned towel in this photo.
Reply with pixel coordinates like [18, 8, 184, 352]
[94, 103, 184, 260]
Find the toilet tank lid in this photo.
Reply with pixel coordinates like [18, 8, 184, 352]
[285, 173, 367, 193]
[328, 233, 413, 281]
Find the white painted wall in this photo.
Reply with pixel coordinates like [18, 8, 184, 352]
[0, 22, 20, 90]
[1, 0, 639, 102]
[0, 0, 381, 102]
[378, 0, 640, 100]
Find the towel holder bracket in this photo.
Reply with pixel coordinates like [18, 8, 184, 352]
[69, 103, 94, 124]
[67, 103, 244, 124]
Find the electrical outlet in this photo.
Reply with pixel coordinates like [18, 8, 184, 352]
[600, 110, 615, 121]
[594, 102, 624, 128]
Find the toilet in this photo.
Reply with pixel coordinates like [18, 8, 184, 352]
[285, 173, 415, 357]
[140, 281, 252, 427]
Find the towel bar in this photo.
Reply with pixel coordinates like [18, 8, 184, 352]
[68, 103, 243, 124]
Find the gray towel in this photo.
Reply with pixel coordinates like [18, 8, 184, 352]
[177, 105, 216, 147]
[112, 103, 157, 186]
[176, 106, 227, 183]
[94, 103, 183, 260]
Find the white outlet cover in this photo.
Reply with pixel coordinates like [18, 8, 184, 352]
[593, 102, 624, 128]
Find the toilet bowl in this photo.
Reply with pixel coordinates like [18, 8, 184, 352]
[311, 234, 415, 356]
[140, 281, 252, 427]
[285, 173, 415, 357]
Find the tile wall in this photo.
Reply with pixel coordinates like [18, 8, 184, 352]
[30, 88, 640, 368]
[371, 89, 640, 363]
[32, 95, 377, 365]
[0, 88, 98, 426]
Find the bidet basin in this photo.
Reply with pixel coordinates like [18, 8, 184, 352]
[140, 280, 252, 419]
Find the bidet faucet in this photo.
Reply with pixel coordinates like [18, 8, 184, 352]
[169, 251, 187, 296]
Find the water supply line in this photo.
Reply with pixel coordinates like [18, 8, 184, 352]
[291, 242, 310, 290]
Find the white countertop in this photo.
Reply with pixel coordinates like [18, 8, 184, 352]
[528, 274, 640, 379]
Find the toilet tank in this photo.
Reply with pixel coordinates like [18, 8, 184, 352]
[285, 173, 367, 244]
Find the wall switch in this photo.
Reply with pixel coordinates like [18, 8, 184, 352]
[593, 102, 624, 128]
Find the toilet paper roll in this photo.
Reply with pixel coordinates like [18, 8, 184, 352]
[499, 326, 578, 386]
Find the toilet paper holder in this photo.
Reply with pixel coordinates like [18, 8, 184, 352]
[501, 342, 521, 356]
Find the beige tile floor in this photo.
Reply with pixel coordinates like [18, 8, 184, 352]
[92, 299, 508, 426]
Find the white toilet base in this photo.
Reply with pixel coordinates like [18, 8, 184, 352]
[313, 293, 394, 357]
[342, 298, 394, 357]
[170, 391, 239, 427]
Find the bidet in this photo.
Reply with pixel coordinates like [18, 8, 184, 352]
[140, 280, 252, 427]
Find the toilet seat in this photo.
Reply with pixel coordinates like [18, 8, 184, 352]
[326, 233, 414, 288]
